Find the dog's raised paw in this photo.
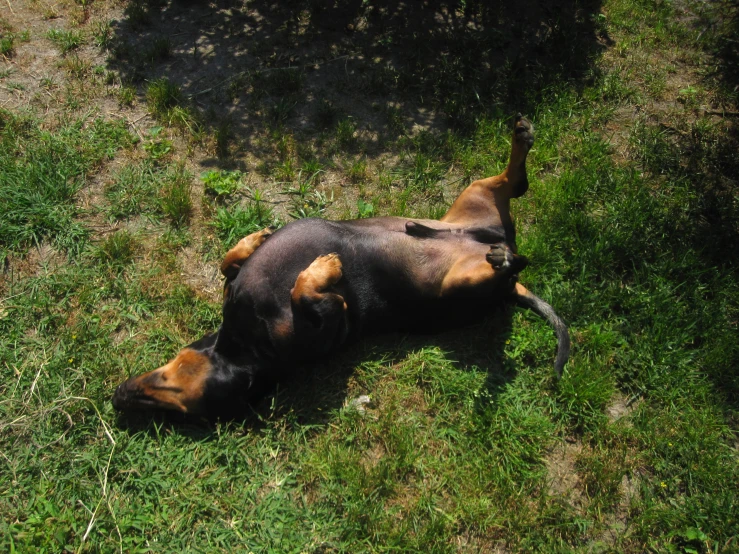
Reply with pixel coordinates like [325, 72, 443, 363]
[513, 115, 535, 150]
[308, 253, 343, 286]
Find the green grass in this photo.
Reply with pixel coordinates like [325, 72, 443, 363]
[1, 0, 738, 552]
[104, 159, 194, 228]
[143, 36, 171, 64]
[94, 230, 141, 269]
[0, 112, 133, 261]
[1, 34, 14, 57]
[214, 198, 275, 249]
[47, 28, 84, 54]
[159, 164, 193, 228]
[146, 78, 182, 118]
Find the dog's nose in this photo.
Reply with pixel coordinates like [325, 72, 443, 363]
[112, 380, 131, 410]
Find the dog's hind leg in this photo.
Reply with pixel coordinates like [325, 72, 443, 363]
[440, 243, 528, 296]
[290, 253, 349, 353]
[220, 228, 273, 281]
[439, 244, 569, 376]
[440, 115, 534, 230]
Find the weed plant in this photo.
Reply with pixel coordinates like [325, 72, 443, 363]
[159, 164, 193, 227]
[47, 28, 84, 54]
[214, 195, 275, 248]
[202, 169, 243, 199]
[146, 78, 182, 119]
[0, 33, 14, 57]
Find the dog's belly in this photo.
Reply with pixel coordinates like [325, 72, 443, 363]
[223, 218, 505, 361]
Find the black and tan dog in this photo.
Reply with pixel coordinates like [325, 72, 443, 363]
[112, 115, 569, 417]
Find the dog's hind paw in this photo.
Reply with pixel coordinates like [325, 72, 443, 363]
[513, 114, 535, 150]
[486, 244, 514, 270]
[486, 244, 529, 275]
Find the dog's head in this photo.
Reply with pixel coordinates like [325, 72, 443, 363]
[112, 332, 259, 418]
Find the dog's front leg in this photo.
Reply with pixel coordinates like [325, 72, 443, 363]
[220, 228, 273, 281]
[290, 253, 349, 354]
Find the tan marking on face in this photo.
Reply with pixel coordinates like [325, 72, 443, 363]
[132, 349, 212, 413]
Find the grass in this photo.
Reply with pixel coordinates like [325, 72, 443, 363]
[1, 0, 738, 552]
[47, 28, 84, 55]
[213, 198, 275, 249]
[0, 112, 133, 261]
[146, 78, 182, 118]
[104, 159, 194, 228]
[159, 164, 193, 227]
[94, 230, 140, 269]
[143, 36, 171, 64]
[1, 34, 14, 58]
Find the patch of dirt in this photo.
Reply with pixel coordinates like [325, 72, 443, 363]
[360, 442, 385, 471]
[544, 439, 587, 509]
[454, 533, 510, 554]
[546, 429, 643, 549]
[606, 392, 640, 424]
[1, 243, 67, 291]
[602, 105, 640, 163]
[178, 244, 221, 301]
[592, 472, 642, 549]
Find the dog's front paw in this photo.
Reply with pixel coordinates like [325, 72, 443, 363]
[308, 252, 344, 287]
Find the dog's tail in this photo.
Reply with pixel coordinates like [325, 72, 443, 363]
[513, 283, 570, 378]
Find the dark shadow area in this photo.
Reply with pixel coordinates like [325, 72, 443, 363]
[710, 0, 739, 103]
[107, 0, 608, 161]
[703, 1, 739, 410]
[115, 302, 520, 436]
[683, 0, 739, 275]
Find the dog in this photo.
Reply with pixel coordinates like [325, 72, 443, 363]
[112, 115, 569, 417]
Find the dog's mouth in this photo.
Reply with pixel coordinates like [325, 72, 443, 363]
[112, 380, 185, 413]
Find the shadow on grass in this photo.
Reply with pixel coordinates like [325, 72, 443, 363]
[108, 0, 608, 159]
[710, 0, 739, 102]
[114, 302, 520, 436]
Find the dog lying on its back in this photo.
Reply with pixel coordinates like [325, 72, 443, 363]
[112, 115, 569, 417]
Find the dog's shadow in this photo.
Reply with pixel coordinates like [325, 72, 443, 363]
[115, 304, 519, 438]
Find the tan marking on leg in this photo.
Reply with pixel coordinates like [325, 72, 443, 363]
[291, 253, 343, 304]
[440, 244, 526, 296]
[290, 254, 348, 343]
[220, 228, 273, 280]
[440, 176, 510, 225]
[440, 253, 496, 296]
